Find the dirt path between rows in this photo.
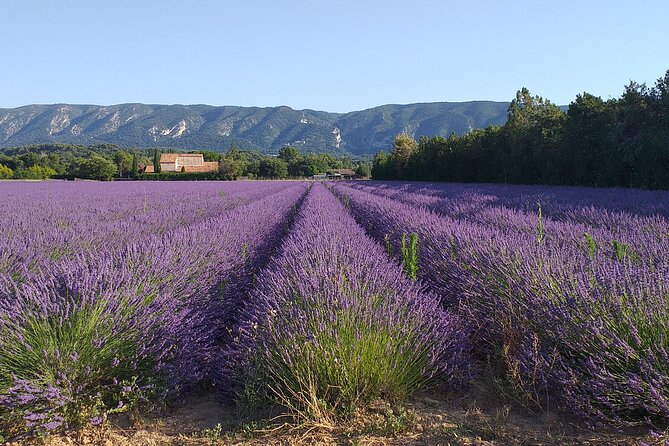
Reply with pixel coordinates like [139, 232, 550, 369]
[39, 383, 664, 446]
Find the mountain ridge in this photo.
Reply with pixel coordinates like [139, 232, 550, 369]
[0, 101, 511, 155]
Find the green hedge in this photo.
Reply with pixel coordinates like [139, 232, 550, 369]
[137, 172, 223, 181]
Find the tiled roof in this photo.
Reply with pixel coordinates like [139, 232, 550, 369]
[144, 165, 155, 173]
[160, 154, 179, 163]
[183, 162, 219, 173]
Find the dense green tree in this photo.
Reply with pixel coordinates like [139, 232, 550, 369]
[227, 141, 241, 160]
[113, 150, 133, 178]
[153, 149, 161, 173]
[354, 162, 371, 178]
[617, 81, 654, 188]
[0, 163, 13, 179]
[76, 155, 118, 181]
[131, 154, 139, 177]
[648, 71, 669, 188]
[287, 157, 316, 177]
[562, 93, 617, 186]
[19, 152, 42, 168]
[195, 150, 221, 162]
[371, 151, 392, 179]
[218, 156, 245, 179]
[503, 88, 566, 184]
[245, 159, 260, 177]
[0, 155, 21, 171]
[279, 146, 301, 165]
[339, 156, 354, 169]
[370, 69, 669, 190]
[263, 146, 354, 178]
[47, 153, 64, 174]
[258, 157, 288, 178]
[311, 153, 346, 172]
[412, 136, 452, 182]
[13, 165, 56, 179]
[390, 134, 418, 176]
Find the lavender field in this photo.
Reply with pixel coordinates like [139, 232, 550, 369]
[1, 180, 669, 440]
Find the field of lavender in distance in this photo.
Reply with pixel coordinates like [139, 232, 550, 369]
[1, 179, 669, 446]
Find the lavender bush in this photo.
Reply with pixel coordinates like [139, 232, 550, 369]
[343, 180, 669, 222]
[0, 181, 308, 437]
[333, 181, 669, 425]
[0, 180, 296, 279]
[223, 183, 471, 423]
[2, 177, 668, 434]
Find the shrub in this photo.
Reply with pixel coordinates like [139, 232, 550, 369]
[0, 164, 13, 179]
[12, 165, 56, 180]
[225, 184, 472, 423]
[0, 273, 165, 437]
[137, 171, 222, 181]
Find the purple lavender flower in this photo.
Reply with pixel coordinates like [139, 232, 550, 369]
[0, 181, 309, 435]
[332, 180, 669, 425]
[222, 183, 472, 418]
[90, 416, 102, 426]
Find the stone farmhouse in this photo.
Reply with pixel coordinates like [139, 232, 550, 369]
[144, 154, 219, 173]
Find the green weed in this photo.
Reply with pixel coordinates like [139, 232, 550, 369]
[584, 232, 597, 258]
[401, 233, 419, 281]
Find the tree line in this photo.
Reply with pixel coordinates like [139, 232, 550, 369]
[0, 143, 371, 181]
[0, 144, 141, 181]
[372, 70, 669, 189]
[189, 144, 370, 180]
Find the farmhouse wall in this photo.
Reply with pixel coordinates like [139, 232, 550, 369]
[160, 162, 178, 172]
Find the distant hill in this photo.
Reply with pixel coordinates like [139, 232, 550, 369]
[0, 101, 510, 155]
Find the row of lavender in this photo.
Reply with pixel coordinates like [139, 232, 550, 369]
[2, 178, 667, 434]
[344, 181, 669, 274]
[0, 180, 475, 435]
[346, 180, 669, 220]
[344, 181, 669, 233]
[221, 182, 472, 421]
[0, 181, 308, 436]
[0, 181, 293, 279]
[332, 181, 669, 425]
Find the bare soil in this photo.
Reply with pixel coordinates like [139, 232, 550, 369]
[32, 382, 667, 446]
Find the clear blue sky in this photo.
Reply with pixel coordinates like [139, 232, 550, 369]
[1, 0, 668, 112]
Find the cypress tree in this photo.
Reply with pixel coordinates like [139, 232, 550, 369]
[131, 153, 138, 177]
[153, 149, 161, 173]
